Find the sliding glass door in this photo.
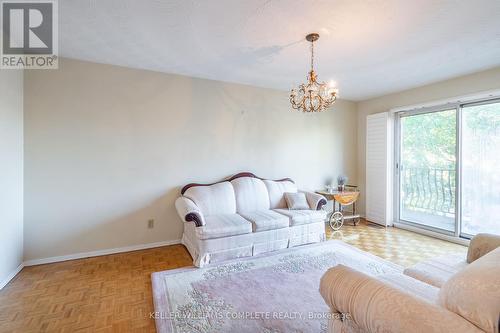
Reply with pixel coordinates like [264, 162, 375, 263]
[397, 99, 500, 238]
[399, 109, 456, 233]
[461, 100, 500, 236]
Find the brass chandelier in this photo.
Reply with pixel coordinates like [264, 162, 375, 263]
[290, 33, 338, 113]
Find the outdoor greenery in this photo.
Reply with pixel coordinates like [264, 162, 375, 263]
[464, 103, 500, 134]
[399, 102, 500, 235]
[400, 110, 456, 221]
[461, 102, 500, 235]
[401, 109, 456, 169]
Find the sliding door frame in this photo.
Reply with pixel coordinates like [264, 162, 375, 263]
[394, 97, 500, 241]
[394, 104, 460, 237]
[458, 97, 500, 239]
[456, 103, 463, 238]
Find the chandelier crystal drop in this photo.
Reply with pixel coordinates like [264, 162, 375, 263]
[290, 33, 338, 113]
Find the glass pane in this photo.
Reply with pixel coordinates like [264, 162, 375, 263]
[400, 109, 456, 232]
[461, 101, 500, 236]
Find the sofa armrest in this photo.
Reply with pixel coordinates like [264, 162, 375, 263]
[319, 265, 482, 333]
[175, 197, 205, 227]
[300, 190, 327, 210]
[467, 233, 500, 263]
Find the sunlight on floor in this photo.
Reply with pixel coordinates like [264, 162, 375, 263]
[325, 219, 467, 267]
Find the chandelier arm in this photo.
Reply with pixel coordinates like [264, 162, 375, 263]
[308, 91, 314, 112]
[314, 95, 321, 112]
[290, 87, 308, 111]
[317, 95, 324, 104]
[298, 95, 305, 111]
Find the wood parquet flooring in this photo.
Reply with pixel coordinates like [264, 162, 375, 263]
[0, 219, 466, 332]
[326, 220, 466, 267]
[0, 245, 192, 333]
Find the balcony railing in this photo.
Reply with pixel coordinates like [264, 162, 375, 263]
[401, 167, 455, 215]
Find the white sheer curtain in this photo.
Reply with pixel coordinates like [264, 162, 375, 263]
[461, 101, 500, 235]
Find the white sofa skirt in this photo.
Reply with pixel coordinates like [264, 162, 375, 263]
[289, 222, 326, 247]
[182, 221, 326, 266]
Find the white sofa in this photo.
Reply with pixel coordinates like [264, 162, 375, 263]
[319, 233, 500, 333]
[175, 172, 327, 267]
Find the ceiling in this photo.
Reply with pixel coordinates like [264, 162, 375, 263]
[60, 0, 500, 101]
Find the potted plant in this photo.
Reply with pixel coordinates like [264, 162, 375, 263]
[337, 175, 348, 191]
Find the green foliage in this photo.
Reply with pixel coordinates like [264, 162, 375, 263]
[401, 104, 500, 169]
[463, 103, 500, 134]
[401, 110, 456, 169]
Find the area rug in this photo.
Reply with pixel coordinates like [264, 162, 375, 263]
[151, 240, 402, 333]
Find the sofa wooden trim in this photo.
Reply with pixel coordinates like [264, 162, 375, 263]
[181, 172, 295, 195]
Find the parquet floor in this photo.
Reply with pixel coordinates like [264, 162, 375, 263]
[0, 219, 466, 333]
[327, 220, 466, 267]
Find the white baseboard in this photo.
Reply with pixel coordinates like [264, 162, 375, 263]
[0, 263, 24, 290]
[23, 239, 182, 267]
[1, 239, 182, 290]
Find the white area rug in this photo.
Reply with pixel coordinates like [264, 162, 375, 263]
[152, 240, 403, 333]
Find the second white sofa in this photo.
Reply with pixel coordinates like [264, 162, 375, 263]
[319, 233, 500, 333]
[175, 172, 327, 267]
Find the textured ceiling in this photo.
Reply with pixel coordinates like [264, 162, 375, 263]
[59, 0, 500, 101]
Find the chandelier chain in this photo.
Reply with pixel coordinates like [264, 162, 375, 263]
[310, 40, 314, 71]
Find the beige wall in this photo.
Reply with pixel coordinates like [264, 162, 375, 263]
[23, 58, 357, 261]
[0, 70, 24, 286]
[356, 67, 500, 215]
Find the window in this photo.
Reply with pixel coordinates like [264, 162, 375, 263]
[396, 98, 500, 238]
[399, 109, 456, 233]
[461, 100, 500, 236]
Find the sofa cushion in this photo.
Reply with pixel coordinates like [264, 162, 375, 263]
[439, 247, 500, 333]
[403, 253, 467, 288]
[183, 182, 236, 216]
[263, 179, 298, 209]
[379, 273, 440, 304]
[195, 214, 252, 240]
[231, 177, 270, 213]
[239, 210, 289, 232]
[284, 192, 309, 210]
[274, 209, 326, 226]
